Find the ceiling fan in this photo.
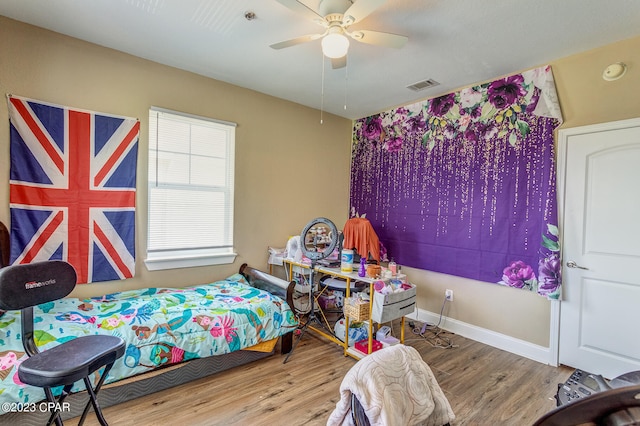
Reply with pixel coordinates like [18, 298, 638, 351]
[270, 0, 408, 69]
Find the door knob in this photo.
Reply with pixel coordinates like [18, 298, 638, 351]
[566, 260, 589, 270]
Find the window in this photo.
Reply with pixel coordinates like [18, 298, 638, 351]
[145, 107, 236, 271]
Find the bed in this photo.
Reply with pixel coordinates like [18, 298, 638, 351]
[0, 262, 297, 424]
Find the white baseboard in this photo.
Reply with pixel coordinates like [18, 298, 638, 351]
[406, 307, 553, 365]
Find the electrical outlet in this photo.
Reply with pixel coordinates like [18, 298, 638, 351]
[445, 289, 453, 301]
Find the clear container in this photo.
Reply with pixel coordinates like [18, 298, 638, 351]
[389, 259, 397, 276]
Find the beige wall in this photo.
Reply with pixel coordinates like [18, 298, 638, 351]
[0, 16, 352, 299]
[407, 35, 640, 347]
[2, 15, 639, 348]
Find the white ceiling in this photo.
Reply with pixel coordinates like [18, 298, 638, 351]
[1, 0, 640, 120]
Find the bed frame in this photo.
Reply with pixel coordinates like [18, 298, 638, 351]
[0, 263, 296, 425]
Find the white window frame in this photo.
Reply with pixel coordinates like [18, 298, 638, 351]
[144, 107, 237, 271]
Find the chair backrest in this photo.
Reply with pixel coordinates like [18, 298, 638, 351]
[0, 261, 77, 311]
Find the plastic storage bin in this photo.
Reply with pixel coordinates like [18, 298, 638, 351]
[371, 283, 416, 323]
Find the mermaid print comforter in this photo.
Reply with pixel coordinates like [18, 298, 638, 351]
[0, 273, 298, 412]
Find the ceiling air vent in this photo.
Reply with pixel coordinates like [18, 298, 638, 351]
[406, 79, 440, 92]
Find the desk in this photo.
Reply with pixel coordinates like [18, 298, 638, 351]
[282, 259, 406, 359]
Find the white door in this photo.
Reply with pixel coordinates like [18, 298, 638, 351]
[558, 118, 640, 379]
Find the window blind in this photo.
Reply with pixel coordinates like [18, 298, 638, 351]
[146, 108, 236, 269]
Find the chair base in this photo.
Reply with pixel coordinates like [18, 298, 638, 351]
[37, 362, 115, 426]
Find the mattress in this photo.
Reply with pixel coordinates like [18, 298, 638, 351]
[0, 272, 297, 413]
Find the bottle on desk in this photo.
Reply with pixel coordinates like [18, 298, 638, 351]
[389, 259, 397, 276]
[358, 257, 366, 277]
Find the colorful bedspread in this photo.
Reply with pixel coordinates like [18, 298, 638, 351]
[0, 273, 297, 411]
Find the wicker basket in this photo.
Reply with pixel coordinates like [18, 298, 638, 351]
[343, 301, 370, 321]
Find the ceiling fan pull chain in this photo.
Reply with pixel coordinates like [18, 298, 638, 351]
[320, 52, 326, 124]
[344, 58, 348, 111]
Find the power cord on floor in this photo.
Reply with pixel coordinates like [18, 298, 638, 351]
[406, 296, 458, 350]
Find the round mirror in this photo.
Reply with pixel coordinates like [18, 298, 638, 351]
[300, 217, 338, 261]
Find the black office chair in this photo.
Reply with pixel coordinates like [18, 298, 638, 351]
[0, 261, 126, 426]
[534, 383, 640, 425]
[351, 394, 370, 426]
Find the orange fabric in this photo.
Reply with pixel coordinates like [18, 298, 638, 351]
[342, 218, 380, 261]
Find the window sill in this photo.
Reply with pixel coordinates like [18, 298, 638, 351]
[144, 251, 237, 271]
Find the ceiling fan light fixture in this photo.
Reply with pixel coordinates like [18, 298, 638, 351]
[322, 33, 349, 58]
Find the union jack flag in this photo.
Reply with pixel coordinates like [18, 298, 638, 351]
[8, 96, 139, 284]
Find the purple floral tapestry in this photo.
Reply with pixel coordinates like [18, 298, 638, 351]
[350, 66, 563, 299]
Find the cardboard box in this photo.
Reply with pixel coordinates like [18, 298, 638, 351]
[371, 283, 416, 323]
[317, 293, 338, 310]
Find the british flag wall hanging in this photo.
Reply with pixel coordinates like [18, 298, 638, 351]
[8, 95, 139, 284]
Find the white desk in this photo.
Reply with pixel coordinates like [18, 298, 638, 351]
[282, 259, 406, 359]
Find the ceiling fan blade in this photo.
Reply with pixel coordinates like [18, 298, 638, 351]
[343, 0, 386, 25]
[270, 33, 323, 50]
[275, 0, 323, 22]
[331, 55, 347, 69]
[350, 30, 408, 49]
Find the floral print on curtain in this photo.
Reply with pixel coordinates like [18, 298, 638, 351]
[350, 66, 563, 299]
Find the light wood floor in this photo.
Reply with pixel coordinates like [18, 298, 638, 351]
[69, 321, 573, 426]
